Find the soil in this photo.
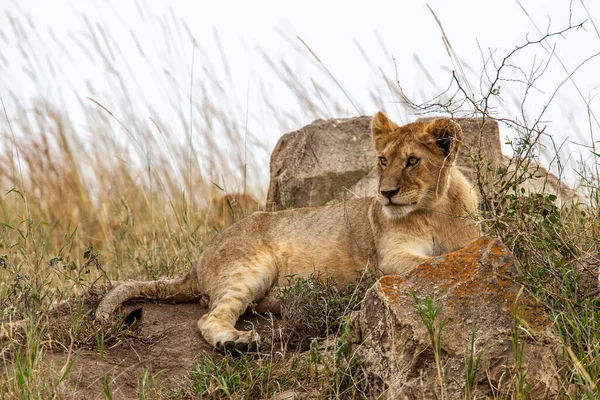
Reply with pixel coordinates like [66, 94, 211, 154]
[45, 301, 277, 399]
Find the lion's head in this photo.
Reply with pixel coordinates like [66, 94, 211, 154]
[371, 112, 463, 219]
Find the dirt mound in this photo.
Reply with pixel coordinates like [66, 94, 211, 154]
[46, 302, 275, 399]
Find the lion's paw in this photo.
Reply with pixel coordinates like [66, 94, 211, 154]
[215, 330, 260, 354]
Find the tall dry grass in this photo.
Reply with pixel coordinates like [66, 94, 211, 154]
[0, 5, 418, 310]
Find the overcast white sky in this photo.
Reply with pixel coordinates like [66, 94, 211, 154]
[1, 0, 599, 189]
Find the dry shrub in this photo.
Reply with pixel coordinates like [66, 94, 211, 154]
[273, 271, 377, 352]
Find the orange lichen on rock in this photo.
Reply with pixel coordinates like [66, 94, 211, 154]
[376, 276, 405, 303]
[378, 236, 551, 332]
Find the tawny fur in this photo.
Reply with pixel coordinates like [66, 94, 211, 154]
[95, 112, 480, 352]
[208, 193, 261, 228]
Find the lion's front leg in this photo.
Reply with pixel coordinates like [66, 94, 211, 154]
[198, 262, 276, 353]
[378, 250, 432, 276]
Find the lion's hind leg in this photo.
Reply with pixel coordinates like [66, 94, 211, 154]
[198, 263, 276, 353]
[253, 288, 281, 315]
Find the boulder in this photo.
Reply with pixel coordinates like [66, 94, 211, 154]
[356, 237, 561, 399]
[266, 117, 375, 211]
[266, 116, 578, 211]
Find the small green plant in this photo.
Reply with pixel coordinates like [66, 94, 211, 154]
[96, 332, 105, 360]
[48, 244, 107, 290]
[0, 317, 73, 398]
[137, 367, 165, 400]
[12, 319, 47, 396]
[290, 320, 365, 399]
[411, 290, 447, 400]
[328, 318, 364, 398]
[463, 326, 482, 400]
[101, 374, 113, 400]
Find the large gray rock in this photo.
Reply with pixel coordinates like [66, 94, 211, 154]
[266, 116, 578, 211]
[356, 237, 561, 399]
[266, 117, 376, 210]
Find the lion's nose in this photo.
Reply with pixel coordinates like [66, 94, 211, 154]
[380, 188, 400, 199]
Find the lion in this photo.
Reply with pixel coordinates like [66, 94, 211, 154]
[208, 193, 261, 228]
[95, 112, 480, 352]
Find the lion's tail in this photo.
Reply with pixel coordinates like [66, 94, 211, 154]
[95, 272, 199, 321]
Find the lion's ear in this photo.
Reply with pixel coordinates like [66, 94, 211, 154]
[371, 112, 398, 152]
[425, 119, 462, 158]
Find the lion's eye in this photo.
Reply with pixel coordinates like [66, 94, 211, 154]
[407, 157, 419, 167]
[379, 156, 387, 167]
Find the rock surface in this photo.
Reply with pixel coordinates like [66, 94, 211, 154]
[356, 236, 561, 399]
[266, 116, 578, 211]
[266, 117, 375, 210]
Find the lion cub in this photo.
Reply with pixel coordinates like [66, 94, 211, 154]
[96, 112, 480, 352]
